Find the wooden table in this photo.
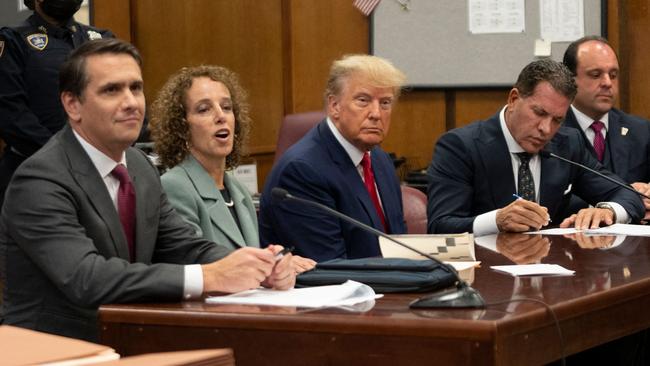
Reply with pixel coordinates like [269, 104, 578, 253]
[99, 234, 650, 365]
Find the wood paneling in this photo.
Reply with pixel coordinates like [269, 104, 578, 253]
[619, 1, 650, 119]
[285, 0, 369, 114]
[92, 0, 131, 42]
[382, 90, 446, 172]
[132, 0, 284, 153]
[453, 89, 509, 128]
[128, 0, 284, 188]
[92, 0, 648, 189]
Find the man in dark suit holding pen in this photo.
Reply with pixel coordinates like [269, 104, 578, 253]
[427, 58, 644, 235]
[562, 36, 650, 219]
[0, 38, 295, 341]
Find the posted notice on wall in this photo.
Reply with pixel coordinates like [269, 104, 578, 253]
[233, 163, 258, 195]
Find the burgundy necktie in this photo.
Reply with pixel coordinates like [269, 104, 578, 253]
[111, 164, 136, 261]
[361, 152, 388, 232]
[590, 120, 606, 162]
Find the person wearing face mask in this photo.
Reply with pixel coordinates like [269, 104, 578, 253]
[0, 0, 114, 207]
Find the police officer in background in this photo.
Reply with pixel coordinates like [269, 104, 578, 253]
[0, 0, 113, 206]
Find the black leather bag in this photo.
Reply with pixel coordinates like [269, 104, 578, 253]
[296, 257, 458, 293]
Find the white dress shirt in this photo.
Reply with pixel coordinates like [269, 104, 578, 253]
[73, 130, 202, 299]
[571, 105, 609, 145]
[473, 106, 628, 237]
[326, 117, 385, 211]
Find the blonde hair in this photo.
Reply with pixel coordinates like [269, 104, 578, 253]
[324, 54, 406, 100]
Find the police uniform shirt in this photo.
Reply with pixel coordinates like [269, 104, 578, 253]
[0, 13, 113, 156]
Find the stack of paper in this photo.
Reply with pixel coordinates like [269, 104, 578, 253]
[379, 233, 480, 283]
[206, 280, 380, 308]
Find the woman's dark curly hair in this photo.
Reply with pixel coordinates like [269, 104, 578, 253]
[149, 65, 251, 170]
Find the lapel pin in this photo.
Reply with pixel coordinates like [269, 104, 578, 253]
[621, 127, 628, 136]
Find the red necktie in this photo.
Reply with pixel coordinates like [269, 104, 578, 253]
[361, 152, 388, 232]
[111, 164, 136, 261]
[590, 120, 606, 162]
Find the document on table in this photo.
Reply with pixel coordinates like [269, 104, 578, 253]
[491, 264, 575, 277]
[205, 280, 381, 308]
[526, 224, 650, 236]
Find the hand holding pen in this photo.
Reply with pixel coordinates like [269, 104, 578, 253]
[262, 245, 296, 290]
[494, 194, 551, 232]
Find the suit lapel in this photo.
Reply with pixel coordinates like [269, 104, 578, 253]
[126, 148, 157, 262]
[182, 157, 246, 248]
[564, 109, 599, 158]
[606, 110, 630, 177]
[319, 122, 383, 230]
[225, 174, 258, 247]
[475, 116, 517, 208]
[61, 126, 130, 260]
[371, 148, 400, 232]
[539, 134, 572, 218]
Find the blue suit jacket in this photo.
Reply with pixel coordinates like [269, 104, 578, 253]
[427, 113, 645, 234]
[562, 108, 650, 213]
[259, 120, 406, 262]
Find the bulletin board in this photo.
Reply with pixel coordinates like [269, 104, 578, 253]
[370, 0, 605, 88]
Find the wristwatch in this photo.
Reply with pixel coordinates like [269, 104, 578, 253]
[596, 202, 617, 223]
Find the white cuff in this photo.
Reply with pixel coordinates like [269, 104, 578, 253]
[606, 202, 630, 224]
[473, 209, 499, 237]
[183, 264, 204, 300]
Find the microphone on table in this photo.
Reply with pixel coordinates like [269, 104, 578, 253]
[539, 151, 650, 200]
[271, 187, 485, 309]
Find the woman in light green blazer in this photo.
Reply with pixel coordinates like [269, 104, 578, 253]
[150, 65, 315, 272]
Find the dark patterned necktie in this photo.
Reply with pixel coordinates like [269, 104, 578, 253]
[111, 164, 136, 261]
[590, 120, 606, 162]
[361, 152, 388, 232]
[516, 152, 535, 202]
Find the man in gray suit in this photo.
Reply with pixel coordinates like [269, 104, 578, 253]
[0, 38, 294, 341]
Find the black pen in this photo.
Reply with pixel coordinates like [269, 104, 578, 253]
[275, 246, 294, 261]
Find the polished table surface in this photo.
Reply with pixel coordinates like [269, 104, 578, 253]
[99, 234, 650, 365]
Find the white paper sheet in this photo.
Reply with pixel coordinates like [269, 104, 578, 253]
[491, 264, 575, 276]
[469, 0, 525, 34]
[526, 224, 650, 237]
[540, 0, 584, 42]
[205, 280, 381, 308]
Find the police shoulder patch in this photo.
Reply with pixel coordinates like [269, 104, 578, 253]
[26, 33, 48, 50]
[87, 30, 102, 40]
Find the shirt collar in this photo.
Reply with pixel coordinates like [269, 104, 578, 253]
[72, 129, 127, 178]
[499, 105, 527, 154]
[571, 105, 609, 132]
[326, 117, 366, 166]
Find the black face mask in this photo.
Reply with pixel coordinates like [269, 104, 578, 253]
[40, 0, 83, 22]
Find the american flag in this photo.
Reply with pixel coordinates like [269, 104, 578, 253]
[353, 0, 381, 16]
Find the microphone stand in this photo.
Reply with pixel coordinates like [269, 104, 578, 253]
[271, 188, 485, 308]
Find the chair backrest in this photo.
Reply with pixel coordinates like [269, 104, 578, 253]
[401, 185, 428, 234]
[274, 111, 327, 164]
